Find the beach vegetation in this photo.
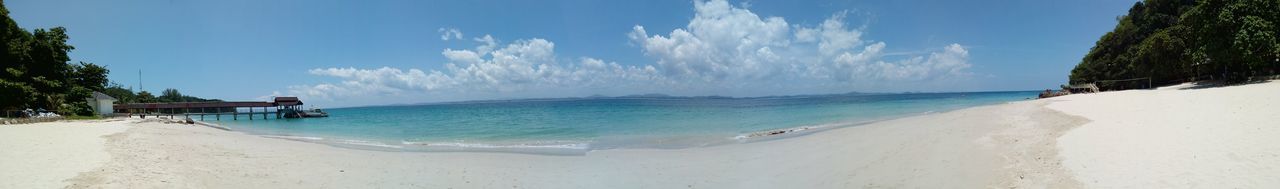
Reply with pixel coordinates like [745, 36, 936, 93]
[135, 91, 157, 103]
[0, 1, 101, 115]
[158, 88, 220, 103]
[99, 85, 219, 104]
[1071, 0, 1280, 90]
[0, 1, 215, 116]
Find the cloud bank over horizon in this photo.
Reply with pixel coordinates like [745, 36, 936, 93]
[277, 0, 975, 105]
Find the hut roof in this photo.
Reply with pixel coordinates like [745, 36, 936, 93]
[274, 97, 300, 102]
[91, 91, 117, 101]
[273, 97, 303, 106]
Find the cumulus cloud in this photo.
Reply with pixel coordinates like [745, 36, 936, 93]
[284, 35, 663, 101]
[626, 0, 790, 81]
[281, 0, 975, 105]
[629, 0, 971, 84]
[438, 27, 463, 41]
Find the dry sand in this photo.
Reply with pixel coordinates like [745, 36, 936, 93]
[4, 80, 1276, 188]
[1048, 81, 1280, 188]
[13, 100, 1076, 189]
[0, 120, 130, 189]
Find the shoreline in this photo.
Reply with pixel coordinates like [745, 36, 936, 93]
[6, 81, 1278, 188]
[206, 99, 1024, 156]
[58, 99, 1080, 188]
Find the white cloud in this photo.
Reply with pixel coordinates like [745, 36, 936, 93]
[626, 0, 791, 81]
[629, 0, 971, 85]
[284, 36, 665, 102]
[438, 27, 463, 41]
[282, 0, 976, 105]
[830, 43, 970, 81]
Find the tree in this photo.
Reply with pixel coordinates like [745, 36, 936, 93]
[26, 28, 72, 91]
[160, 88, 183, 102]
[136, 91, 157, 103]
[1071, 0, 1279, 89]
[1133, 26, 1190, 85]
[0, 79, 36, 112]
[71, 62, 108, 91]
[1230, 9, 1279, 75]
[0, 1, 225, 116]
[0, 1, 29, 80]
[102, 83, 136, 103]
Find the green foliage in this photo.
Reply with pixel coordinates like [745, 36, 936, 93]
[0, 1, 96, 115]
[66, 85, 93, 115]
[160, 88, 183, 102]
[1070, 0, 1280, 89]
[156, 88, 221, 103]
[0, 1, 221, 116]
[71, 62, 108, 91]
[136, 91, 157, 103]
[0, 78, 36, 110]
[102, 83, 137, 103]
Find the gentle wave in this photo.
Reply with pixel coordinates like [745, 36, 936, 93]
[401, 141, 590, 150]
[259, 135, 325, 141]
[335, 139, 405, 149]
[217, 91, 1037, 155]
[254, 133, 591, 154]
[734, 124, 833, 140]
[732, 119, 890, 141]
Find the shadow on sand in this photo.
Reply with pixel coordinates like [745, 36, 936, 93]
[1178, 80, 1272, 90]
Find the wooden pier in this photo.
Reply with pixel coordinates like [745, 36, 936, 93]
[113, 97, 305, 121]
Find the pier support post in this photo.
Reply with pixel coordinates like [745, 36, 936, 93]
[249, 107, 253, 120]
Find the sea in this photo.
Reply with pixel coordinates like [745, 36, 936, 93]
[213, 91, 1039, 155]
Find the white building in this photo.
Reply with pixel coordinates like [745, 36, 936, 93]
[86, 91, 117, 116]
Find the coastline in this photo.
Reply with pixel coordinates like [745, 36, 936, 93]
[49, 100, 1078, 188]
[4, 81, 1277, 188]
[211, 93, 1032, 155]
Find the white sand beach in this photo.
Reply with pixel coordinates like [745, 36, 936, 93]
[1, 81, 1278, 188]
[1048, 81, 1280, 188]
[0, 120, 130, 189]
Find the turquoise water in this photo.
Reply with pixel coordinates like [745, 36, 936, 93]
[213, 91, 1037, 154]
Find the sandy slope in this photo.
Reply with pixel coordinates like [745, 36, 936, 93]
[0, 120, 130, 189]
[1048, 81, 1280, 188]
[41, 100, 1080, 189]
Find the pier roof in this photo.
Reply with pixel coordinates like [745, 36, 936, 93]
[113, 97, 305, 109]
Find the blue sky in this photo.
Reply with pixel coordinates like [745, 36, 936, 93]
[8, 0, 1136, 107]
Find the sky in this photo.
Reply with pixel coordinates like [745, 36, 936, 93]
[7, 0, 1137, 107]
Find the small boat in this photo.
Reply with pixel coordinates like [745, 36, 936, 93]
[283, 108, 329, 118]
[300, 109, 329, 118]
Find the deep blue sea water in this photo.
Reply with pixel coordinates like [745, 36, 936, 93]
[213, 91, 1038, 154]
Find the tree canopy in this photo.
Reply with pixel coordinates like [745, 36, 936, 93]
[0, 1, 103, 115]
[1071, 0, 1280, 90]
[0, 1, 217, 116]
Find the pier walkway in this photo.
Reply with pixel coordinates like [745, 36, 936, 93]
[113, 97, 304, 121]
